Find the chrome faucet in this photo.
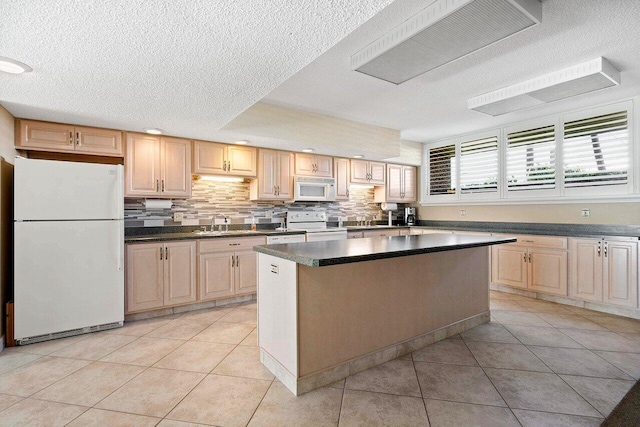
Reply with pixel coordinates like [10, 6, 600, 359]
[212, 214, 229, 232]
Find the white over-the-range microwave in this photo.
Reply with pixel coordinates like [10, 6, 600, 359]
[293, 176, 336, 202]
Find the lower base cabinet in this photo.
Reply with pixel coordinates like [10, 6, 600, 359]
[491, 235, 568, 296]
[126, 241, 196, 313]
[198, 237, 265, 301]
[570, 238, 638, 308]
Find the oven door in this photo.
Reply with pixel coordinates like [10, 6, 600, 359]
[294, 177, 336, 201]
[305, 230, 347, 242]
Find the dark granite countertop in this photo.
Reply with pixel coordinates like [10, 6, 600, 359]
[415, 221, 640, 238]
[254, 234, 516, 267]
[125, 229, 305, 243]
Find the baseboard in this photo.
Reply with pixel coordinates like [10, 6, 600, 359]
[266, 311, 490, 396]
[125, 294, 257, 322]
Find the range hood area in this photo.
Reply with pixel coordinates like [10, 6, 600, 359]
[351, 0, 542, 84]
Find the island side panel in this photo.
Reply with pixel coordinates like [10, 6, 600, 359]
[257, 253, 298, 378]
[297, 246, 489, 377]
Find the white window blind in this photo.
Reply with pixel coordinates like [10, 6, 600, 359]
[460, 135, 498, 194]
[429, 144, 456, 195]
[506, 125, 556, 191]
[563, 111, 628, 188]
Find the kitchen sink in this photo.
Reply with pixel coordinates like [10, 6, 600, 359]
[192, 230, 259, 236]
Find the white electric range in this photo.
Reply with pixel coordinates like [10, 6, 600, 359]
[287, 210, 347, 242]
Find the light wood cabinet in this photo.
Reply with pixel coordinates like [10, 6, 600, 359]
[491, 236, 568, 296]
[295, 153, 332, 177]
[16, 119, 123, 157]
[570, 238, 638, 308]
[334, 158, 350, 200]
[198, 236, 266, 301]
[347, 231, 363, 239]
[126, 241, 196, 313]
[193, 141, 256, 177]
[125, 133, 191, 198]
[350, 159, 385, 185]
[250, 149, 294, 200]
[374, 164, 417, 203]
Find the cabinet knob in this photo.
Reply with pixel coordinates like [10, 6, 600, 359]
[156, 180, 160, 192]
[160, 247, 163, 260]
[76, 132, 81, 146]
[69, 132, 74, 146]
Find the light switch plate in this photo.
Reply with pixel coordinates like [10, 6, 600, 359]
[581, 209, 590, 218]
[173, 212, 184, 222]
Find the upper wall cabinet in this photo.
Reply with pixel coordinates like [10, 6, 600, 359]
[125, 133, 191, 198]
[250, 149, 294, 201]
[333, 158, 350, 200]
[15, 119, 123, 157]
[294, 153, 332, 177]
[375, 164, 417, 203]
[351, 159, 385, 185]
[193, 141, 257, 177]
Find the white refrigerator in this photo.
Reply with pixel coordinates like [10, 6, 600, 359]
[14, 158, 124, 344]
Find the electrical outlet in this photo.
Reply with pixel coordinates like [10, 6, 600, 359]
[460, 209, 466, 216]
[173, 212, 184, 222]
[581, 209, 590, 219]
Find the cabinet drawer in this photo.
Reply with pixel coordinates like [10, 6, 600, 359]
[199, 236, 266, 253]
[363, 229, 399, 238]
[494, 234, 567, 249]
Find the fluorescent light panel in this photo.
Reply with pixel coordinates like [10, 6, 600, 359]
[468, 57, 621, 116]
[351, 0, 541, 84]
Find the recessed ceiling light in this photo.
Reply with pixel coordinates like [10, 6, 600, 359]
[144, 128, 163, 135]
[302, 148, 314, 153]
[0, 56, 32, 74]
[353, 155, 364, 159]
[235, 140, 249, 145]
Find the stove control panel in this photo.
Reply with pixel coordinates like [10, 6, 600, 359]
[289, 211, 327, 224]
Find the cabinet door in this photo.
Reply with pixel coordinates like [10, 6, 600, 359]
[350, 159, 369, 183]
[164, 241, 197, 306]
[402, 166, 417, 201]
[491, 245, 527, 289]
[294, 153, 315, 176]
[161, 137, 191, 197]
[126, 243, 164, 313]
[314, 155, 333, 177]
[16, 120, 75, 152]
[569, 239, 602, 302]
[386, 164, 403, 202]
[334, 158, 350, 200]
[75, 126, 123, 157]
[193, 141, 225, 175]
[235, 250, 258, 295]
[276, 151, 294, 199]
[125, 133, 161, 197]
[227, 146, 257, 177]
[528, 249, 568, 296]
[199, 252, 235, 301]
[369, 161, 386, 185]
[603, 241, 638, 308]
[256, 149, 278, 199]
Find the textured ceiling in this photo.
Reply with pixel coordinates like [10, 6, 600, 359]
[265, 0, 640, 143]
[0, 0, 394, 139]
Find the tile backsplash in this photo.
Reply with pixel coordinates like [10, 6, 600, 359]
[124, 179, 403, 227]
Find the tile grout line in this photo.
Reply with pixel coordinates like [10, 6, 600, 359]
[459, 331, 524, 427]
[410, 351, 431, 426]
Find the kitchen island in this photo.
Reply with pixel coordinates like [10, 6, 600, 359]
[254, 233, 516, 395]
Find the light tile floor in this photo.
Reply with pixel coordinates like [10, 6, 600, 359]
[1, 294, 639, 426]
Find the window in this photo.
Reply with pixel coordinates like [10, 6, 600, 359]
[506, 125, 556, 191]
[428, 144, 456, 195]
[460, 135, 498, 194]
[563, 110, 629, 188]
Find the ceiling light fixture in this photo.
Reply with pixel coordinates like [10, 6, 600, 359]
[235, 140, 249, 145]
[351, 0, 541, 84]
[144, 128, 163, 135]
[200, 176, 244, 183]
[468, 57, 621, 116]
[0, 56, 32, 74]
[353, 155, 364, 159]
[302, 148, 314, 153]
